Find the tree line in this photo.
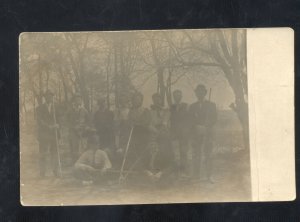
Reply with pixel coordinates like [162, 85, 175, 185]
[20, 29, 249, 149]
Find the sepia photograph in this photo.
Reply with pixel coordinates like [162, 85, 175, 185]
[20, 29, 252, 205]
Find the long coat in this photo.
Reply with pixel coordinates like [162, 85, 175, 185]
[36, 103, 57, 142]
[188, 100, 217, 137]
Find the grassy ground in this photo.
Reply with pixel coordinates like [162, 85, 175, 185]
[20, 126, 252, 206]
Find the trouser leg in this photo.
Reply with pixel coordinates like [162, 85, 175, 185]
[38, 140, 48, 177]
[179, 138, 188, 173]
[73, 166, 93, 181]
[69, 132, 80, 162]
[203, 139, 213, 180]
[192, 144, 200, 177]
[49, 139, 59, 176]
[192, 137, 204, 178]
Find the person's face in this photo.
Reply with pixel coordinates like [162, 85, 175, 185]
[132, 95, 143, 108]
[98, 100, 106, 110]
[195, 89, 206, 101]
[119, 96, 129, 107]
[74, 98, 82, 107]
[88, 136, 99, 149]
[173, 91, 182, 104]
[153, 95, 163, 106]
[45, 95, 53, 104]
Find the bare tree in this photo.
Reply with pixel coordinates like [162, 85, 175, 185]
[170, 29, 249, 149]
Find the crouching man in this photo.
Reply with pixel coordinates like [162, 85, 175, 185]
[73, 134, 112, 185]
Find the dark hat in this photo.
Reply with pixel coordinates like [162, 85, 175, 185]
[43, 89, 54, 97]
[72, 93, 82, 101]
[173, 89, 182, 94]
[152, 92, 162, 99]
[132, 91, 143, 100]
[97, 97, 106, 105]
[194, 84, 207, 95]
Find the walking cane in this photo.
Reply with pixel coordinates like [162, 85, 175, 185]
[52, 97, 63, 178]
[118, 126, 134, 184]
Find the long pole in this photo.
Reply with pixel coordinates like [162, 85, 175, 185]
[119, 126, 134, 184]
[52, 96, 62, 177]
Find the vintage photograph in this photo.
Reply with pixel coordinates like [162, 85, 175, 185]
[20, 29, 251, 205]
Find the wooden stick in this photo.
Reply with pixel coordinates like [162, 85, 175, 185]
[118, 126, 134, 184]
[52, 96, 62, 177]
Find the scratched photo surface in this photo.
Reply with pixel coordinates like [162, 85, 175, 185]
[19, 29, 251, 205]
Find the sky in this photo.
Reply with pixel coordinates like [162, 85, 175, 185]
[140, 70, 236, 110]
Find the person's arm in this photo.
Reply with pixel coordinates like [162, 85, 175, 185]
[163, 109, 170, 127]
[102, 151, 112, 170]
[94, 150, 112, 174]
[36, 106, 52, 129]
[54, 103, 63, 126]
[161, 109, 170, 133]
[148, 112, 159, 134]
[83, 107, 90, 126]
[74, 163, 96, 172]
[182, 103, 190, 132]
[141, 108, 151, 128]
[187, 104, 196, 127]
[74, 152, 96, 171]
[206, 102, 217, 127]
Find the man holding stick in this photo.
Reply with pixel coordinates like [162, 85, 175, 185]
[189, 84, 217, 182]
[67, 94, 89, 163]
[36, 90, 60, 177]
[170, 89, 189, 176]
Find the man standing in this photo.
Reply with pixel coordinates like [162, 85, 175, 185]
[94, 98, 114, 149]
[125, 92, 151, 171]
[114, 95, 130, 152]
[170, 90, 189, 175]
[36, 90, 59, 177]
[67, 94, 89, 163]
[189, 84, 217, 182]
[147, 93, 174, 180]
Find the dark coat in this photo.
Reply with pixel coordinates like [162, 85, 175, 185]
[170, 102, 189, 137]
[36, 103, 57, 141]
[94, 109, 114, 147]
[188, 100, 217, 128]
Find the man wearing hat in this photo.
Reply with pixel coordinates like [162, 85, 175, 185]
[189, 84, 217, 182]
[124, 92, 151, 171]
[36, 90, 60, 177]
[94, 98, 114, 149]
[146, 93, 174, 180]
[67, 94, 89, 163]
[170, 89, 189, 176]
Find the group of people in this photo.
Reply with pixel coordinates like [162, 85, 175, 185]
[36, 84, 217, 186]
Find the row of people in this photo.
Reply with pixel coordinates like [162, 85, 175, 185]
[36, 84, 217, 184]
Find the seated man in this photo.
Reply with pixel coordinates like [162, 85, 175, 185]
[73, 134, 112, 185]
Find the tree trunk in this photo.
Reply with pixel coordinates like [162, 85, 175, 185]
[106, 49, 111, 110]
[78, 52, 90, 111]
[166, 69, 172, 106]
[157, 67, 166, 106]
[224, 67, 249, 151]
[114, 45, 119, 110]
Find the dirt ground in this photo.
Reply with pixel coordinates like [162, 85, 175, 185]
[20, 129, 252, 206]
